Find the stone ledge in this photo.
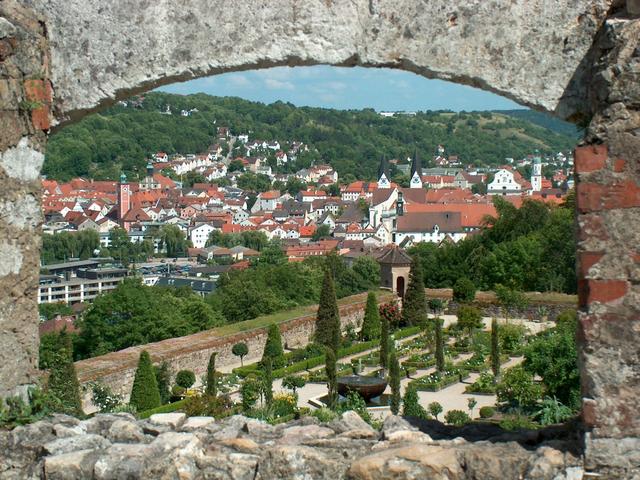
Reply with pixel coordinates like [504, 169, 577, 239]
[0, 412, 609, 479]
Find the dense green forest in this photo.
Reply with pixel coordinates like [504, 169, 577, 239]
[44, 92, 579, 182]
[70, 252, 380, 359]
[496, 110, 582, 139]
[409, 194, 577, 294]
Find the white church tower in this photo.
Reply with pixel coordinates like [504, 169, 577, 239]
[410, 150, 423, 189]
[531, 152, 542, 192]
[378, 155, 391, 189]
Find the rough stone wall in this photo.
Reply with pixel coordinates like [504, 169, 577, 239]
[0, 412, 587, 480]
[574, 6, 640, 475]
[0, 1, 51, 400]
[26, 0, 613, 125]
[76, 294, 393, 410]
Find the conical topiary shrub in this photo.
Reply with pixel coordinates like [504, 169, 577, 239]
[130, 350, 161, 412]
[360, 291, 381, 341]
[402, 258, 428, 326]
[46, 331, 83, 416]
[315, 267, 341, 353]
[262, 323, 284, 368]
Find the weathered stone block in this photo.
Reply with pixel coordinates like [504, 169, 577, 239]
[575, 144, 607, 174]
[44, 449, 100, 480]
[23, 79, 52, 131]
[148, 412, 187, 429]
[577, 180, 640, 213]
[580, 279, 628, 306]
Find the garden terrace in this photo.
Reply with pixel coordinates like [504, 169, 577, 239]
[75, 290, 395, 411]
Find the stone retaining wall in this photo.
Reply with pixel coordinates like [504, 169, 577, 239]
[76, 292, 395, 409]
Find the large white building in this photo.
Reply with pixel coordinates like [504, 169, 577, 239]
[190, 223, 216, 249]
[488, 168, 523, 195]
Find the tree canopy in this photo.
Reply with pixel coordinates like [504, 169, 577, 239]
[408, 197, 577, 294]
[76, 278, 224, 358]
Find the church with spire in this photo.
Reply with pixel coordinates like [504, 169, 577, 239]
[409, 150, 423, 189]
[377, 155, 391, 189]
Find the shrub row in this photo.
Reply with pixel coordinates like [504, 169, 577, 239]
[233, 340, 380, 379]
[138, 398, 188, 419]
[408, 370, 468, 392]
[402, 358, 436, 369]
[394, 326, 422, 340]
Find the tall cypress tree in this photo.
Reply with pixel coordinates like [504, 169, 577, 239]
[325, 347, 338, 409]
[435, 317, 445, 372]
[360, 291, 381, 341]
[130, 350, 161, 412]
[380, 309, 390, 369]
[389, 352, 401, 415]
[491, 318, 501, 382]
[402, 258, 428, 326]
[262, 323, 284, 365]
[206, 352, 217, 397]
[316, 267, 341, 353]
[154, 361, 171, 405]
[263, 357, 274, 408]
[47, 331, 83, 416]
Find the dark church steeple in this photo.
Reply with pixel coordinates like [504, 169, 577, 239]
[410, 149, 423, 189]
[378, 155, 390, 189]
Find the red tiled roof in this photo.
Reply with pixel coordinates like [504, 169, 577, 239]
[299, 225, 317, 237]
[39, 316, 78, 336]
[260, 190, 281, 200]
[404, 203, 496, 228]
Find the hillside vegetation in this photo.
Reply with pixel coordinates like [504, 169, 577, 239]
[44, 92, 579, 181]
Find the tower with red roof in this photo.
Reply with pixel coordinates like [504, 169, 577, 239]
[117, 172, 131, 223]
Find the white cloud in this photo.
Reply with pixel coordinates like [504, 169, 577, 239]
[225, 74, 251, 87]
[326, 81, 347, 91]
[389, 78, 410, 89]
[264, 78, 295, 90]
[319, 93, 340, 103]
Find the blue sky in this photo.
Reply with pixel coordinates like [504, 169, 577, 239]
[158, 66, 523, 112]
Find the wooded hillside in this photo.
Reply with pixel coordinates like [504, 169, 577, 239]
[44, 92, 579, 181]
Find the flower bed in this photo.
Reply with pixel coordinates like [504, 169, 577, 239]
[464, 371, 496, 395]
[350, 351, 381, 367]
[304, 363, 352, 383]
[138, 399, 188, 419]
[233, 340, 379, 379]
[401, 352, 435, 369]
[409, 369, 468, 392]
[455, 353, 486, 373]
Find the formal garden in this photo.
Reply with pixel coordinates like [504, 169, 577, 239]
[1, 253, 580, 435]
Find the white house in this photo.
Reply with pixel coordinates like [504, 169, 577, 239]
[487, 168, 523, 195]
[393, 211, 466, 245]
[190, 224, 216, 249]
[251, 191, 281, 213]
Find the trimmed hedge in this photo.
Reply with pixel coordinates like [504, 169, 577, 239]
[235, 340, 380, 379]
[394, 326, 422, 339]
[402, 359, 436, 369]
[138, 398, 188, 419]
[233, 323, 420, 382]
[273, 356, 325, 378]
[409, 371, 469, 392]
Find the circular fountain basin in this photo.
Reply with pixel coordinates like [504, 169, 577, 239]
[337, 375, 387, 401]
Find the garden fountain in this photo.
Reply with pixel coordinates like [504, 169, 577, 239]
[337, 375, 388, 402]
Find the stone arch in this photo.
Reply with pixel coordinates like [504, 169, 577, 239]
[30, 0, 613, 125]
[1, 0, 639, 474]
